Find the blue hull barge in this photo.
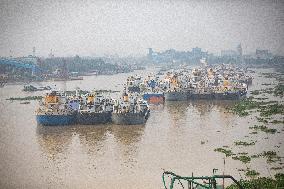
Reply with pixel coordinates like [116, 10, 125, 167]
[35, 90, 76, 126]
[36, 114, 76, 126]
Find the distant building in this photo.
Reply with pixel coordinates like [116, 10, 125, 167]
[147, 47, 208, 64]
[256, 49, 271, 59]
[148, 48, 153, 61]
[192, 47, 201, 56]
[48, 49, 55, 58]
[16, 56, 38, 64]
[237, 44, 243, 63]
[32, 47, 36, 57]
[237, 44, 242, 57]
[221, 50, 238, 57]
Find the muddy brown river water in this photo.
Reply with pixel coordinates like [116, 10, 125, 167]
[0, 67, 283, 188]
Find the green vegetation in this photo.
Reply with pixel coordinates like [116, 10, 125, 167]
[271, 120, 284, 124]
[234, 141, 256, 146]
[245, 170, 260, 177]
[256, 116, 268, 123]
[274, 84, 284, 97]
[250, 90, 261, 95]
[262, 151, 281, 163]
[262, 72, 284, 81]
[94, 89, 120, 93]
[6, 96, 42, 101]
[237, 168, 246, 172]
[262, 83, 272, 86]
[223, 74, 284, 189]
[249, 125, 277, 134]
[232, 155, 251, 163]
[254, 97, 268, 100]
[271, 167, 283, 170]
[226, 174, 284, 189]
[259, 103, 284, 117]
[231, 99, 260, 116]
[230, 96, 283, 117]
[251, 154, 261, 158]
[250, 88, 274, 96]
[214, 148, 234, 157]
[238, 152, 248, 155]
[249, 131, 258, 134]
[250, 151, 282, 163]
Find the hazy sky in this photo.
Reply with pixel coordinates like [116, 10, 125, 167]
[0, 0, 283, 57]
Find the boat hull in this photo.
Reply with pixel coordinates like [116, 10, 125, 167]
[36, 114, 76, 126]
[127, 86, 140, 93]
[214, 92, 245, 100]
[187, 90, 247, 100]
[188, 92, 215, 100]
[143, 93, 165, 104]
[112, 111, 150, 125]
[165, 91, 187, 101]
[77, 112, 111, 125]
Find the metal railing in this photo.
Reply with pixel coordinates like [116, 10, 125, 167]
[162, 171, 244, 189]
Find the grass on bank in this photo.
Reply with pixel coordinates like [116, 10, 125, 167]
[226, 173, 284, 189]
[6, 96, 43, 101]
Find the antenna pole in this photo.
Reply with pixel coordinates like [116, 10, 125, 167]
[223, 157, 225, 189]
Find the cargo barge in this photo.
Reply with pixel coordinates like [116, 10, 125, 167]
[35, 91, 76, 126]
[76, 93, 113, 124]
[112, 91, 150, 125]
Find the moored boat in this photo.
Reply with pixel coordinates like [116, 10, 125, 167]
[143, 92, 165, 104]
[214, 91, 245, 100]
[36, 91, 76, 126]
[141, 76, 165, 104]
[112, 111, 149, 125]
[162, 71, 191, 101]
[36, 112, 76, 126]
[188, 90, 214, 100]
[112, 91, 150, 125]
[126, 75, 142, 93]
[165, 90, 188, 101]
[77, 111, 111, 125]
[76, 92, 113, 125]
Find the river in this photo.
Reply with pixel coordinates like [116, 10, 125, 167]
[0, 67, 283, 188]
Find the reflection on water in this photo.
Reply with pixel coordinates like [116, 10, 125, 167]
[165, 100, 234, 127]
[36, 125, 74, 159]
[111, 125, 145, 146]
[166, 101, 189, 125]
[190, 100, 235, 116]
[76, 125, 110, 155]
[36, 123, 145, 168]
[111, 125, 145, 166]
[36, 124, 111, 159]
[149, 103, 165, 111]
